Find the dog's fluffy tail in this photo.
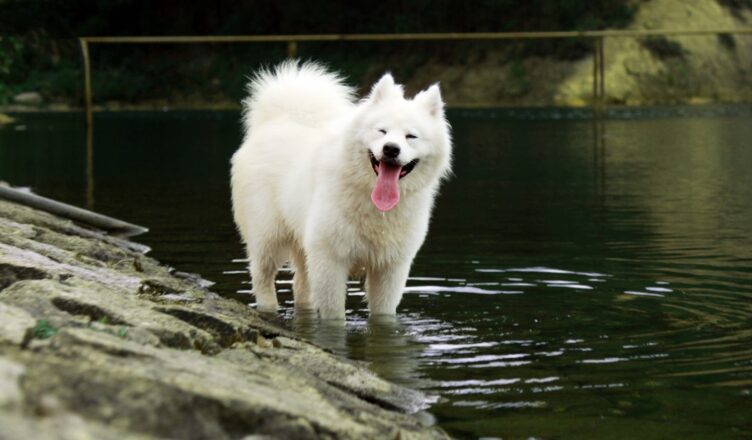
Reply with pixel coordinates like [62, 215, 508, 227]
[242, 61, 355, 133]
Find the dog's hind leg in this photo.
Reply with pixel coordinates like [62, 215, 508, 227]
[291, 247, 314, 311]
[249, 251, 279, 313]
[366, 262, 411, 315]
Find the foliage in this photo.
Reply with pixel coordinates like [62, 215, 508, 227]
[0, 0, 638, 37]
[0, 37, 23, 77]
[0, 36, 25, 103]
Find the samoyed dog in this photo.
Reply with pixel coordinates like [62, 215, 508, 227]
[231, 61, 452, 320]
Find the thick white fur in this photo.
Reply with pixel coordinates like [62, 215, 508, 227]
[231, 61, 452, 319]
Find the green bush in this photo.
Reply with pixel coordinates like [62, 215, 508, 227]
[0, 37, 25, 103]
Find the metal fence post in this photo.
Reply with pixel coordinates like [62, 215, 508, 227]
[287, 40, 298, 58]
[79, 38, 95, 207]
[592, 37, 599, 109]
[592, 36, 606, 114]
[598, 36, 606, 110]
[79, 38, 93, 128]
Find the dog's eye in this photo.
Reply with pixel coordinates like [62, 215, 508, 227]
[406, 134, 418, 140]
[378, 129, 387, 135]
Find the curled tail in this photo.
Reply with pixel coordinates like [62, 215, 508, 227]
[241, 60, 355, 134]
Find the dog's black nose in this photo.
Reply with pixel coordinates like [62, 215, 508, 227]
[383, 143, 400, 158]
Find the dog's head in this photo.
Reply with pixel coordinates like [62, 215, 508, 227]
[351, 73, 452, 212]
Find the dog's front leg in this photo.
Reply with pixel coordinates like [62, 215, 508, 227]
[366, 261, 411, 315]
[308, 253, 349, 320]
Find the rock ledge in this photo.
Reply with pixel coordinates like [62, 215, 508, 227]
[0, 198, 448, 440]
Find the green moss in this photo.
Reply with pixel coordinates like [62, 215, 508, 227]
[31, 319, 58, 339]
[117, 327, 129, 338]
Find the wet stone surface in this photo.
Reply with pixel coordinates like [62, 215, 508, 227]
[0, 199, 447, 440]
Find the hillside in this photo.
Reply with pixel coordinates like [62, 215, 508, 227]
[0, 0, 750, 109]
[399, 0, 752, 106]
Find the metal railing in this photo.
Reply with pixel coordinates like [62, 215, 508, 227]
[78, 28, 752, 125]
[74, 28, 752, 210]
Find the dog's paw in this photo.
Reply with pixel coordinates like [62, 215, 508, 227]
[255, 300, 279, 314]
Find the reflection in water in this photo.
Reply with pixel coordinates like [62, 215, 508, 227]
[86, 122, 94, 209]
[291, 310, 346, 353]
[2, 107, 751, 439]
[592, 114, 606, 208]
[291, 307, 425, 389]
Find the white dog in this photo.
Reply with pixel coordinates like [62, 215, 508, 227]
[231, 61, 452, 319]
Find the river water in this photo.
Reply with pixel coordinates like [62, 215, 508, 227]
[1, 107, 750, 438]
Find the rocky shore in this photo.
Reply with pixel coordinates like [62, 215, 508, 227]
[0, 197, 448, 439]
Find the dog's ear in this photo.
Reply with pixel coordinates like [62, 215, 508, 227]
[415, 84, 444, 118]
[368, 73, 398, 103]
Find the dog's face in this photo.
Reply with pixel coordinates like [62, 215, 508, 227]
[351, 74, 452, 212]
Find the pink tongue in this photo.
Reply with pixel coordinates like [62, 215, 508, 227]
[371, 161, 402, 212]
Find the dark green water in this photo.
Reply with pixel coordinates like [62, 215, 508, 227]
[2, 107, 751, 439]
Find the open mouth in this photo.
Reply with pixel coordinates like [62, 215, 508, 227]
[368, 151, 419, 179]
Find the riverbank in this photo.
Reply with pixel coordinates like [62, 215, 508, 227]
[0, 194, 448, 439]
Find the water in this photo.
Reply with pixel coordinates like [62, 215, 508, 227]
[2, 107, 751, 438]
